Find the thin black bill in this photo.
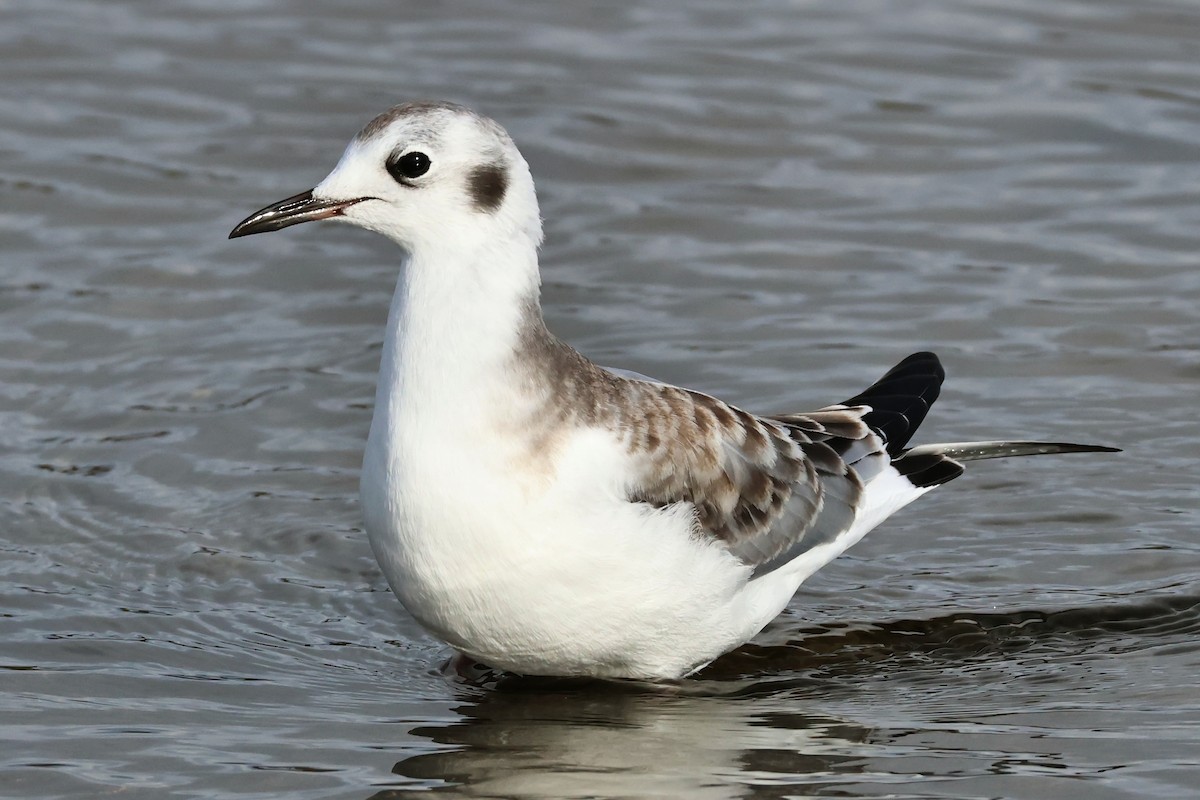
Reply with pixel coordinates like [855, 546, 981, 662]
[229, 190, 369, 238]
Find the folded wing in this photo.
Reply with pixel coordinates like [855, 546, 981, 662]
[622, 353, 952, 575]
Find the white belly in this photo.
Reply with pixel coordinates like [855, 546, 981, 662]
[360, 424, 772, 679]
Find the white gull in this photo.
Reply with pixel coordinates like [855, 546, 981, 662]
[230, 101, 1118, 680]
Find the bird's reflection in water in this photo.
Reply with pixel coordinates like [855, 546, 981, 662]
[372, 676, 869, 799]
[368, 594, 1200, 799]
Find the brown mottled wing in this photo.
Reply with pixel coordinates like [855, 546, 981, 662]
[620, 352, 947, 576]
[621, 382, 889, 573]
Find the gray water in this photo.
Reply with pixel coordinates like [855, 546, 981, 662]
[2, 0, 1198, 797]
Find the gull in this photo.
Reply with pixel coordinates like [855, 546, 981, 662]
[230, 101, 1118, 681]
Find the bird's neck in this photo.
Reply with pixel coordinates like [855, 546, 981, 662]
[375, 231, 548, 430]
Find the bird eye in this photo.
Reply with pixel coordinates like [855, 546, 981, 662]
[387, 151, 431, 183]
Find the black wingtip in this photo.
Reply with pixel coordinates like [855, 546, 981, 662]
[905, 441, 1122, 462]
[844, 352, 945, 456]
[892, 451, 965, 488]
[1055, 443, 1122, 455]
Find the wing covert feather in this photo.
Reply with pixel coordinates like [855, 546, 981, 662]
[621, 382, 889, 572]
[513, 317, 949, 574]
[526, 345, 948, 576]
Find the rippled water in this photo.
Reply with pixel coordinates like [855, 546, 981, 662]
[3, 0, 1198, 797]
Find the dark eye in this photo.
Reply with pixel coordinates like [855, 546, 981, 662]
[387, 151, 431, 183]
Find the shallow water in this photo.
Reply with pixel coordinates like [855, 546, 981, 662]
[2, 0, 1198, 797]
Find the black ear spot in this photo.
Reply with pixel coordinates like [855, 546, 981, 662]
[467, 164, 508, 212]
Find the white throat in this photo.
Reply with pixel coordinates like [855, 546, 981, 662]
[374, 225, 544, 429]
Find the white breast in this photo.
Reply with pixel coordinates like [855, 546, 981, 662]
[361, 419, 762, 678]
